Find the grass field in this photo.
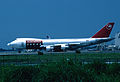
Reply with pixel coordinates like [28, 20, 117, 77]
[0, 53, 120, 81]
[1, 58, 120, 81]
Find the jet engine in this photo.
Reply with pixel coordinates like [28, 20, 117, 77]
[46, 46, 53, 52]
[53, 44, 69, 52]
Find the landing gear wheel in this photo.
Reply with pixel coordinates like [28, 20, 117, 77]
[75, 50, 81, 53]
[38, 51, 44, 55]
[18, 51, 21, 53]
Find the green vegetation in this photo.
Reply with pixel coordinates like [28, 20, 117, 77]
[0, 53, 120, 81]
[0, 60, 120, 82]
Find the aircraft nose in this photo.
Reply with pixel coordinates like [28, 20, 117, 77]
[7, 42, 15, 47]
[7, 40, 24, 48]
[7, 43, 10, 46]
[7, 43, 13, 46]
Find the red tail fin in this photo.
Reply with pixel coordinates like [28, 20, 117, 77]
[92, 22, 114, 38]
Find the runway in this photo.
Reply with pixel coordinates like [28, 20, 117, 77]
[0, 51, 38, 56]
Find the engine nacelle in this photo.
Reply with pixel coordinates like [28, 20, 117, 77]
[45, 44, 69, 52]
[46, 46, 53, 52]
[61, 44, 69, 50]
[53, 44, 69, 52]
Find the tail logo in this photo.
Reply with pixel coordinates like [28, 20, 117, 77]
[106, 24, 112, 30]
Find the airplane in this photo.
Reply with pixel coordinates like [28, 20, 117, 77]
[7, 22, 115, 53]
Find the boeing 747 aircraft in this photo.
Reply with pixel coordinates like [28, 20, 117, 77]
[7, 22, 115, 53]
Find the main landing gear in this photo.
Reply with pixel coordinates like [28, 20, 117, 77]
[75, 49, 81, 53]
[37, 51, 44, 55]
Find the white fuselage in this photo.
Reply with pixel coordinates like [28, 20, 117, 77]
[7, 37, 113, 51]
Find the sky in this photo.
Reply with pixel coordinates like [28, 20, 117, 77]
[0, 0, 120, 49]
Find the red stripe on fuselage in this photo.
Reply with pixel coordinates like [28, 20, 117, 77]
[26, 40, 43, 49]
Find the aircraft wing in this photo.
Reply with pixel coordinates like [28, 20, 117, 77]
[43, 42, 88, 51]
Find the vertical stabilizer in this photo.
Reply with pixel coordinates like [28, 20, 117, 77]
[92, 23, 114, 38]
